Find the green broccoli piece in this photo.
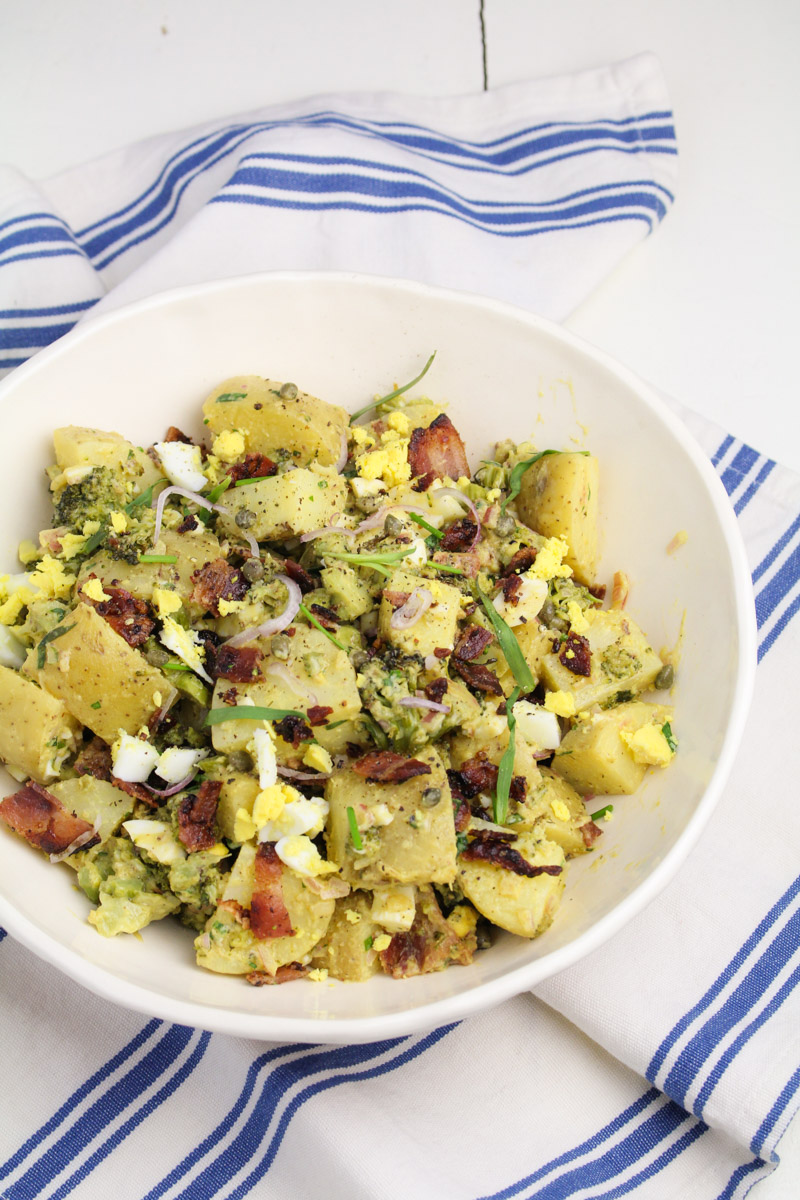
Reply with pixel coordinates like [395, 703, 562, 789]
[53, 466, 127, 531]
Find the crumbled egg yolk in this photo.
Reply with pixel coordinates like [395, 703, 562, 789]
[30, 556, 77, 600]
[217, 597, 245, 616]
[151, 587, 183, 619]
[275, 834, 339, 877]
[354, 427, 411, 488]
[447, 905, 478, 939]
[17, 540, 39, 565]
[531, 536, 572, 581]
[566, 600, 589, 634]
[159, 617, 212, 681]
[81, 577, 111, 603]
[307, 968, 329, 982]
[345, 909, 362, 925]
[550, 799, 572, 822]
[544, 689, 577, 718]
[302, 744, 333, 774]
[109, 510, 128, 534]
[621, 724, 675, 767]
[233, 807, 257, 843]
[372, 933, 392, 953]
[212, 429, 246, 462]
[251, 782, 294, 828]
[386, 411, 411, 435]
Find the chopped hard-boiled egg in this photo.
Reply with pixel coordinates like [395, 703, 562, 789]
[159, 617, 212, 682]
[513, 700, 561, 751]
[112, 732, 159, 782]
[212, 429, 246, 462]
[252, 782, 294, 828]
[543, 689, 577, 718]
[531, 537, 573, 582]
[274, 834, 338, 877]
[155, 746, 207, 785]
[370, 886, 416, 933]
[447, 904, 478, 939]
[257, 795, 329, 842]
[28, 556, 76, 600]
[493, 572, 548, 627]
[621, 723, 675, 767]
[354, 432, 411, 488]
[550, 799, 572, 822]
[253, 727, 278, 789]
[406, 537, 428, 567]
[109, 510, 128, 534]
[81, 577, 111, 603]
[154, 441, 207, 492]
[566, 600, 589, 634]
[0, 626, 25, 668]
[122, 819, 185, 865]
[349, 476, 386, 501]
[151, 587, 183, 619]
[372, 933, 392, 953]
[302, 744, 333, 774]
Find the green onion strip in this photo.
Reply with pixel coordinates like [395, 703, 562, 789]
[494, 686, 521, 824]
[204, 706, 303, 727]
[473, 583, 535, 693]
[348, 351, 436, 424]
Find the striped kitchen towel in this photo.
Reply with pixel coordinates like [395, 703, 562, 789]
[1, 51, 800, 1200]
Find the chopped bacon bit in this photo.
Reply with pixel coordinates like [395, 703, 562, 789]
[352, 751, 432, 783]
[451, 659, 503, 695]
[307, 705, 334, 727]
[190, 558, 249, 618]
[610, 570, 630, 611]
[218, 899, 250, 926]
[282, 558, 316, 593]
[309, 603, 339, 630]
[0, 782, 99, 857]
[228, 453, 277, 483]
[432, 548, 481, 578]
[207, 643, 262, 682]
[177, 513, 199, 533]
[588, 584, 607, 601]
[452, 795, 471, 833]
[424, 676, 449, 704]
[219, 686, 239, 705]
[453, 625, 494, 662]
[559, 632, 592, 677]
[581, 819, 603, 849]
[408, 414, 470, 491]
[74, 735, 113, 780]
[164, 426, 194, 444]
[433, 646, 451, 659]
[502, 546, 538, 576]
[246, 964, 308, 986]
[273, 714, 313, 746]
[498, 573, 523, 605]
[177, 781, 221, 852]
[447, 768, 467, 801]
[250, 842, 294, 939]
[461, 829, 563, 877]
[457, 751, 497, 796]
[113, 777, 157, 807]
[82, 583, 155, 648]
[379, 887, 475, 978]
[440, 518, 478, 552]
[383, 590, 411, 610]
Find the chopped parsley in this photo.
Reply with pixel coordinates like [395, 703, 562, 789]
[347, 806, 363, 851]
[216, 392, 247, 403]
[662, 722, 678, 753]
[37, 623, 76, 669]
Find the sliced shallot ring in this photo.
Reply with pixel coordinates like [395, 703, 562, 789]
[390, 587, 434, 630]
[336, 433, 349, 473]
[277, 765, 331, 783]
[152, 485, 229, 548]
[264, 662, 318, 705]
[223, 573, 302, 648]
[354, 503, 429, 534]
[299, 514, 357, 543]
[144, 771, 198, 798]
[433, 487, 482, 550]
[398, 695, 451, 714]
[49, 816, 101, 864]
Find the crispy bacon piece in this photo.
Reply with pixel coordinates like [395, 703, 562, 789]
[433, 646, 451, 659]
[432, 548, 481, 578]
[218, 899, 250, 926]
[0, 782, 99, 857]
[408, 414, 470, 491]
[207, 643, 262, 682]
[581, 819, 603, 849]
[424, 676, 449, 704]
[273, 714, 313, 746]
[246, 963, 307, 986]
[383, 590, 411, 610]
[498, 573, 523, 606]
[559, 632, 592, 677]
[502, 546, 538, 576]
[379, 888, 475, 978]
[453, 625, 494, 662]
[177, 781, 221, 852]
[307, 705, 334, 727]
[282, 559, 315, 593]
[114, 778, 157, 806]
[228, 453, 277, 483]
[83, 583, 155, 648]
[164, 426, 194, 444]
[190, 558, 249, 618]
[451, 659, 503, 695]
[440, 518, 478, 552]
[177, 513, 199, 533]
[460, 829, 563, 878]
[588, 584, 607, 601]
[74, 736, 157, 807]
[352, 751, 432, 783]
[309, 603, 339, 630]
[457, 752, 526, 802]
[452, 795, 471, 833]
[250, 842, 294, 940]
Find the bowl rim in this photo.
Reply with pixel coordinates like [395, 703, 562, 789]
[0, 269, 758, 1044]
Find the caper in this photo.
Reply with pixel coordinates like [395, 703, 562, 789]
[271, 634, 292, 660]
[235, 508, 256, 529]
[280, 382, 298, 400]
[383, 513, 404, 537]
[654, 663, 675, 690]
[242, 557, 264, 582]
[495, 512, 516, 537]
[350, 649, 369, 670]
[475, 922, 492, 951]
[354, 493, 387, 514]
[539, 598, 556, 626]
[550, 615, 569, 635]
[145, 646, 170, 667]
[228, 749, 254, 773]
[421, 787, 442, 808]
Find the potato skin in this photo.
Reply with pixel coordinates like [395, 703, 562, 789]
[516, 452, 599, 583]
[457, 833, 566, 938]
[202, 376, 349, 468]
[0, 665, 81, 783]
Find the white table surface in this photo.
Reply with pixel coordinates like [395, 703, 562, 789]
[1, 1, 798, 1194]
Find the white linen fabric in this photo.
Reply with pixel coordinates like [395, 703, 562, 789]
[1, 53, 799, 1200]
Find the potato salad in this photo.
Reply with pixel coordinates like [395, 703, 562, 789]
[0, 358, 677, 986]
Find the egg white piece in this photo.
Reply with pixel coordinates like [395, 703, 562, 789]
[112, 732, 160, 782]
[274, 834, 332, 877]
[493, 573, 548, 627]
[370, 886, 416, 933]
[122, 819, 185, 865]
[0, 626, 25, 669]
[513, 700, 561, 751]
[155, 746, 207, 785]
[253, 727, 278, 790]
[153, 441, 208, 493]
[406, 537, 428, 566]
[257, 796, 329, 842]
[159, 617, 213, 683]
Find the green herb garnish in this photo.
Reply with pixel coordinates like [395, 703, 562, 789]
[216, 392, 247, 403]
[662, 722, 678, 753]
[364, 935, 374, 952]
[37, 623, 76, 669]
[81, 524, 109, 556]
[473, 583, 535, 692]
[409, 513, 442, 539]
[163, 661, 192, 672]
[206, 476, 233, 503]
[91, 700, 102, 710]
[424, 561, 465, 576]
[501, 450, 589, 515]
[494, 687, 520, 824]
[124, 479, 168, 516]
[349, 351, 436, 423]
[347, 806, 363, 851]
[359, 712, 390, 750]
[233, 476, 271, 487]
[204, 706, 304, 726]
[299, 603, 348, 653]
[590, 804, 614, 822]
[455, 830, 468, 855]
[323, 547, 415, 578]
[138, 554, 178, 564]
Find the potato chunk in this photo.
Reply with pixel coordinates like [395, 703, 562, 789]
[458, 833, 566, 938]
[215, 469, 347, 542]
[77, 528, 223, 607]
[49, 776, 134, 842]
[202, 376, 349, 468]
[53, 426, 164, 493]
[325, 747, 457, 886]
[495, 620, 552, 695]
[310, 892, 381, 982]
[515, 767, 596, 855]
[551, 701, 673, 795]
[540, 608, 663, 710]
[515, 452, 599, 583]
[35, 606, 168, 742]
[378, 569, 462, 658]
[0, 665, 81, 783]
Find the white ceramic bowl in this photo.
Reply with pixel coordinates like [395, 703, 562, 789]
[0, 272, 755, 1043]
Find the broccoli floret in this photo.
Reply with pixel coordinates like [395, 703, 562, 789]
[53, 467, 127, 531]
